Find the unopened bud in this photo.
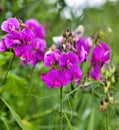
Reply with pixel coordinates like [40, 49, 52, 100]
[66, 43, 71, 50]
[105, 96, 109, 102]
[99, 100, 108, 112]
[99, 31, 105, 39]
[110, 64, 115, 74]
[100, 99, 104, 105]
[111, 75, 115, 83]
[61, 38, 66, 44]
[63, 33, 66, 38]
[107, 27, 112, 34]
[107, 81, 111, 88]
[104, 85, 109, 94]
[109, 91, 114, 104]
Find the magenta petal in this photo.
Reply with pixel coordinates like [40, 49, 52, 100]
[25, 18, 45, 38]
[59, 52, 79, 68]
[8, 18, 19, 29]
[1, 18, 19, 33]
[75, 37, 92, 62]
[1, 21, 8, 32]
[15, 44, 27, 56]
[41, 68, 70, 88]
[78, 46, 87, 62]
[91, 65, 102, 80]
[91, 42, 111, 67]
[21, 28, 35, 43]
[44, 51, 57, 66]
[4, 35, 21, 49]
[41, 70, 55, 88]
[9, 30, 22, 39]
[31, 38, 46, 50]
[72, 66, 82, 81]
[0, 38, 7, 52]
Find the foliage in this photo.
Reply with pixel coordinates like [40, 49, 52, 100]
[0, 0, 119, 130]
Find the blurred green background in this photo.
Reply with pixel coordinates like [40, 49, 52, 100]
[0, 0, 119, 130]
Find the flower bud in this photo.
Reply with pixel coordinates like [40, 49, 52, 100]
[106, 27, 112, 34]
[99, 99, 108, 112]
[111, 75, 115, 83]
[109, 92, 114, 104]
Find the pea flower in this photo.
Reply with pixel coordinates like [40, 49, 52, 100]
[25, 18, 45, 38]
[0, 17, 47, 65]
[44, 49, 61, 67]
[90, 42, 111, 80]
[41, 28, 83, 88]
[41, 68, 70, 88]
[75, 37, 92, 62]
[1, 17, 19, 33]
[59, 52, 79, 69]
[0, 38, 7, 52]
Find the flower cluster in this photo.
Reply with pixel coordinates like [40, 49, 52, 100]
[41, 29, 93, 88]
[41, 27, 111, 89]
[0, 17, 46, 65]
[41, 50, 82, 88]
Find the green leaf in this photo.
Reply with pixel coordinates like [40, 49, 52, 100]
[0, 96, 28, 130]
[0, 117, 10, 130]
[87, 108, 95, 130]
[2, 72, 28, 96]
[64, 112, 73, 130]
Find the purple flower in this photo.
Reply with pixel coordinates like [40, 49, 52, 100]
[15, 44, 28, 56]
[1, 18, 20, 33]
[9, 30, 22, 39]
[91, 65, 102, 80]
[41, 68, 69, 88]
[64, 65, 82, 84]
[75, 37, 92, 62]
[15, 32, 46, 65]
[42, 50, 83, 88]
[25, 18, 45, 39]
[21, 28, 35, 43]
[30, 38, 46, 50]
[91, 42, 111, 67]
[44, 49, 61, 66]
[20, 52, 29, 65]
[0, 17, 47, 66]
[91, 42, 111, 80]
[29, 50, 45, 65]
[59, 52, 79, 68]
[0, 38, 6, 52]
[5, 35, 21, 49]
[76, 45, 87, 62]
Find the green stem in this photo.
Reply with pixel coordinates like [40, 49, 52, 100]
[22, 65, 36, 115]
[60, 87, 63, 130]
[0, 54, 15, 87]
[105, 108, 108, 130]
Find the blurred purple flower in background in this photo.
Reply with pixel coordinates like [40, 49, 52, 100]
[0, 17, 47, 65]
[75, 37, 92, 62]
[91, 42, 111, 80]
[1, 18, 19, 33]
[25, 18, 45, 39]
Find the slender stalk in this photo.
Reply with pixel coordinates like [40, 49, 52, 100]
[0, 54, 15, 87]
[60, 87, 63, 130]
[70, 82, 75, 98]
[105, 108, 108, 130]
[22, 65, 36, 115]
[70, 82, 74, 91]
